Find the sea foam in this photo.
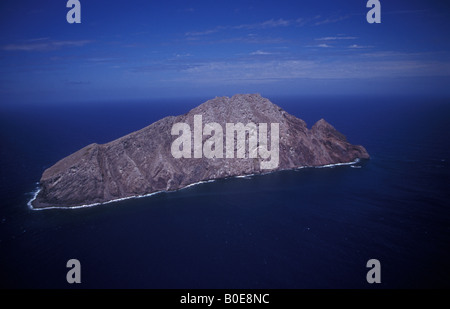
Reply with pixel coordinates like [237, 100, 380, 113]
[27, 158, 363, 211]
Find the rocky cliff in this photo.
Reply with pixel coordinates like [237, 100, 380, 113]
[31, 94, 369, 208]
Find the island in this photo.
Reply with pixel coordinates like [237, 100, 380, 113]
[31, 94, 369, 209]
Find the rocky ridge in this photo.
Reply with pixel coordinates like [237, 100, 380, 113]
[31, 94, 369, 208]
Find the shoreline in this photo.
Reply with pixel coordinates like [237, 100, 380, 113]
[27, 158, 362, 211]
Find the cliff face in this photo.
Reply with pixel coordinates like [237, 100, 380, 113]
[32, 94, 369, 208]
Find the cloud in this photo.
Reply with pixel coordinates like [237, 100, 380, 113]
[295, 18, 307, 26]
[316, 36, 358, 41]
[250, 50, 273, 55]
[308, 43, 332, 48]
[26, 37, 51, 42]
[187, 34, 286, 45]
[175, 53, 192, 58]
[358, 51, 438, 59]
[185, 18, 298, 38]
[131, 62, 202, 73]
[131, 52, 450, 86]
[314, 15, 349, 26]
[185, 14, 352, 41]
[185, 28, 222, 37]
[233, 18, 292, 30]
[348, 44, 372, 49]
[1, 39, 92, 52]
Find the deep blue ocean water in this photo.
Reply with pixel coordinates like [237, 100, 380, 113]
[0, 96, 449, 288]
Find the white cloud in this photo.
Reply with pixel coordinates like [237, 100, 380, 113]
[233, 18, 292, 30]
[185, 18, 298, 38]
[147, 56, 450, 85]
[314, 16, 349, 26]
[175, 53, 192, 58]
[348, 44, 372, 49]
[185, 14, 352, 40]
[316, 36, 358, 41]
[185, 28, 222, 37]
[2, 39, 92, 52]
[250, 50, 273, 55]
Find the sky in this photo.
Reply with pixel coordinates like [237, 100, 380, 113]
[0, 0, 449, 104]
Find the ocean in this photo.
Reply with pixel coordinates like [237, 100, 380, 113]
[0, 96, 449, 288]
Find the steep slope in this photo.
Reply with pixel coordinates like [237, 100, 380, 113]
[32, 94, 369, 208]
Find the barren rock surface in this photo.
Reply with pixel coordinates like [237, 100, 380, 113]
[32, 94, 369, 208]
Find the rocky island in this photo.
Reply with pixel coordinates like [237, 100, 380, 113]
[31, 94, 369, 209]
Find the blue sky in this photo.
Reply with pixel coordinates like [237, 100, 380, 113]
[0, 0, 449, 104]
